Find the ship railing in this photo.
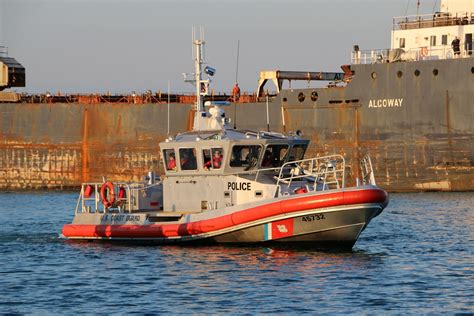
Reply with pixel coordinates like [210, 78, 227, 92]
[0, 46, 7, 57]
[74, 181, 162, 214]
[359, 154, 376, 186]
[274, 155, 346, 196]
[352, 45, 473, 64]
[351, 49, 390, 64]
[393, 12, 474, 31]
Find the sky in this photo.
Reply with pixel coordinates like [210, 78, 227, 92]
[0, 0, 440, 94]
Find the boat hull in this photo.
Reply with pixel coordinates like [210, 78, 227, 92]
[62, 187, 387, 248]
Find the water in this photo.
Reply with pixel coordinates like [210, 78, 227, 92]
[0, 192, 472, 314]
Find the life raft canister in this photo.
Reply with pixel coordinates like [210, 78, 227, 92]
[116, 186, 126, 206]
[295, 187, 308, 194]
[83, 184, 94, 198]
[100, 181, 115, 208]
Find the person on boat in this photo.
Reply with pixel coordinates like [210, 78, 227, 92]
[452, 37, 461, 57]
[180, 149, 197, 170]
[261, 150, 273, 167]
[232, 83, 240, 102]
[204, 150, 222, 170]
[167, 153, 177, 171]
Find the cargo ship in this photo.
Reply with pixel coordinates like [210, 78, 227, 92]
[0, 0, 473, 191]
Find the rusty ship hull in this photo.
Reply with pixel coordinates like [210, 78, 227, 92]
[1, 55, 473, 191]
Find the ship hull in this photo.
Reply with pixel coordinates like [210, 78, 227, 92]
[1, 58, 473, 191]
[62, 187, 387, 248]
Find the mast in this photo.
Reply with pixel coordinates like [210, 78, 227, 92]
[184, 27, 215, 131]
[194, 37, 204, 112]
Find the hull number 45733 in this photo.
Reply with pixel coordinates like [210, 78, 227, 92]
[302, 214, 326, 222]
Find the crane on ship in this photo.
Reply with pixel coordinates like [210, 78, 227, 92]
[0, 46, 25, 101]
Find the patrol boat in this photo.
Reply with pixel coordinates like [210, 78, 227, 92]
[62, 38, 388, 248]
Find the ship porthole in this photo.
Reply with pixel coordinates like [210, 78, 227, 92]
[397, 71, 403, 78]
[414, 69, 421, 76]
[298, 92, 305, 102]
[433, 69, 439, 76]
[311, 91, 319, 101]
[371, 72, 377, 79]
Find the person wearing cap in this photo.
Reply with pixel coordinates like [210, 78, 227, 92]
[204, 150, 223, 170]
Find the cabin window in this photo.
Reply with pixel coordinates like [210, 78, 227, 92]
[288, 144, 307, 161]
[442, 35, 448, 45]
[261, 144, 289, 168]
[203, 148, 223, 170]
[179, 148, 197, 171]
[230, 145, 262, 168]
[399, 38, 405, 48]
[163, 149, 177, 172]
[430, 35, 436, 47]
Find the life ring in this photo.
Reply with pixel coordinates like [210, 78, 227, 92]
[100, 181, 115, 208]
[420, 47, 428, 57]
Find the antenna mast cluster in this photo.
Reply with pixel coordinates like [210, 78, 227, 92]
[183, 27, 215, 113]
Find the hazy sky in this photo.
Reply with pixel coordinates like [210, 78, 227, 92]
[1, 0, 439, 94]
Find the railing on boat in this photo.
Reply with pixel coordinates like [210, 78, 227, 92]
[220, 153, 376, 196]
[75, 181, 162, 214]
[393, 12, 474, 31]
[275, 155, 346, 195]
[359, 154, 376, 186]
[352, 46, 473, 64]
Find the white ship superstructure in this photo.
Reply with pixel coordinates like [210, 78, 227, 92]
[353, 0, 474, 63]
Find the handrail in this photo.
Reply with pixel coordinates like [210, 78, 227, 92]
[275, 155, 346, 195]
[393, 12, 474, 31]
[0, 46, 8, 57]
[359, 154, 376, 186]
[75, 181, 162, 214]
[352, 45, 473, 64]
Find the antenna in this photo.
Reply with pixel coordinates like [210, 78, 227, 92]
[233, 40, 240, 129]
[235, 40, 240, 83]
[266, 95, 270, 132]
[167, 80, 170, 136]
[191, 27, 195, 60]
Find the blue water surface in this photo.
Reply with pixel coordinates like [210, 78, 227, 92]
[0, 192, 472, 314]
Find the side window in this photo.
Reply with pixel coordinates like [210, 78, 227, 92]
[288, 144, 307, 162]
[261, 144, 289, 167]
[399, 38, 405, 48]
[442, 34, 447, 45]
[179, 148, 197, 171]
[230, 145, 262, 168]
[164, 149, 177, 172]
[203, 148, 223, 170]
